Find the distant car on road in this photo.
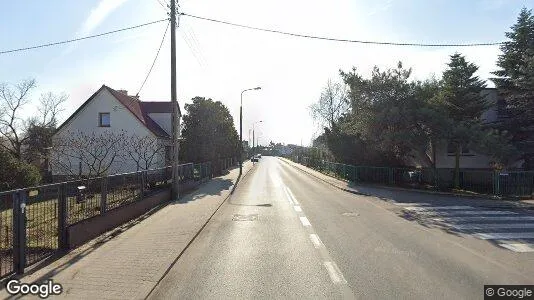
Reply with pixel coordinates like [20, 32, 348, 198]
[251, 156, 259, 162]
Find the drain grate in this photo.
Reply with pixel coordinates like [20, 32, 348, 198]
[342, 212, 359, 217]
[232, 214, 258, 221]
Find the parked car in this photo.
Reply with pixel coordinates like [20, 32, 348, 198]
[251, 156, 258, 162]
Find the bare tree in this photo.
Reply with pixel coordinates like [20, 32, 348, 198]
[51, 131, 126, 178]
[35, 92, 67, 127]
[0, 79, 67, 161]
[122, 135, 166, 171]
[0, 79, 36, 159]
[309, 79, 349, 130]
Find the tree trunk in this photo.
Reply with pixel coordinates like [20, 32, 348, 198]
[454, 143, 460, 189]
[432, 140, 438, 188]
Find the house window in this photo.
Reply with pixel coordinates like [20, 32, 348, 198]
[99, 113, 110, 127]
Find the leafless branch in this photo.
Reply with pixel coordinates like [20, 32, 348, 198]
[37, 92, 67, 127]
[0, 79, 37, 159]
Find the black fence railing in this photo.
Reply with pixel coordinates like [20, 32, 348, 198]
[0, 158, 239, 280]
[294, 157, 534, 198]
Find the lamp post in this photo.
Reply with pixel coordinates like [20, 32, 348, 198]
[240, 86, 261, 174]
[252, 120, 263, 156]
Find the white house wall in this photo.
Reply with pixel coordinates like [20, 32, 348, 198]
[435, 148, 493, 169]
[53, 89, 165, 175]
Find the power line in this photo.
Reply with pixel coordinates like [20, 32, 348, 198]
[156, 0, 168, 10]
[0, 18, 169, 55]
[136, 21, 170, 96]
[180, 12, 505, 47]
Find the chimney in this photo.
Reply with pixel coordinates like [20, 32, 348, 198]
[117, 89, 128, 95]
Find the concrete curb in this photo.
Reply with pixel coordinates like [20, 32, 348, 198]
[280, 158, 534, 209]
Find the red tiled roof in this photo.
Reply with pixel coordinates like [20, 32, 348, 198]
[104, 86, 171, 138]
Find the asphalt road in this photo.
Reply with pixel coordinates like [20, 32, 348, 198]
[148, 157, 534, 299]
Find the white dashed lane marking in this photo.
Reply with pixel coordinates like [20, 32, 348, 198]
[309, 234, 324, 248]
[282, 185, 353, 294]
[323, 261, 347, 284]
[300, 216, 311, 227]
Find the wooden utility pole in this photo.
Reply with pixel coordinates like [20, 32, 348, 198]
[170, 0, 179, 199]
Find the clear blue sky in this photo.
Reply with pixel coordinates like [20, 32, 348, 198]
[0, 0, 531, 145]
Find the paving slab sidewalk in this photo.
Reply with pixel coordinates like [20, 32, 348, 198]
[280, 158, 534, 209]
[1, 162, 253, 300]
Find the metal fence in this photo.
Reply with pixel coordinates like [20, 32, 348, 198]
[0, 159, 225, 279]
[297, 157, 534, 198]
[212, 157, 238, 176]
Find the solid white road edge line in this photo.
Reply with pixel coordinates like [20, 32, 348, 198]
[294, 205, 302, 212]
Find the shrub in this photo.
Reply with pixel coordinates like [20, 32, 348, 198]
[0, 149, 41, 191]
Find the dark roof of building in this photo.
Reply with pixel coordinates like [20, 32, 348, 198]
[139, 101, 174, 113]
[55, 85, 180, 138]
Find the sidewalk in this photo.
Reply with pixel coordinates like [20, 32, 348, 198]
[2, 162, 254, 300]
[280, 158, 534, 209]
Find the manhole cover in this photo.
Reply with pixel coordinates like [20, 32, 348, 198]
[232, 214, 258, 221]
[342, 212, 359, 217]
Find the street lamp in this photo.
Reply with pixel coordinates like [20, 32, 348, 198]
[240, 86, 261, 174]
[252, 120, 263, 156]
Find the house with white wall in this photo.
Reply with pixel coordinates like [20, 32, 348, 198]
[51, 85, 181, 177]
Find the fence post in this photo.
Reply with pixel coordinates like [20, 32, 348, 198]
[100, 178, 107, 215]
[58, 184, 68, 250]
[493, 170, 500, 196]
[141, 171, 146, 200]
[12, 190, 26, 274]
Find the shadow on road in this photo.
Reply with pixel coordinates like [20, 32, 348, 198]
[2, 169, 244, 295]
[176, 177, 234, 204]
